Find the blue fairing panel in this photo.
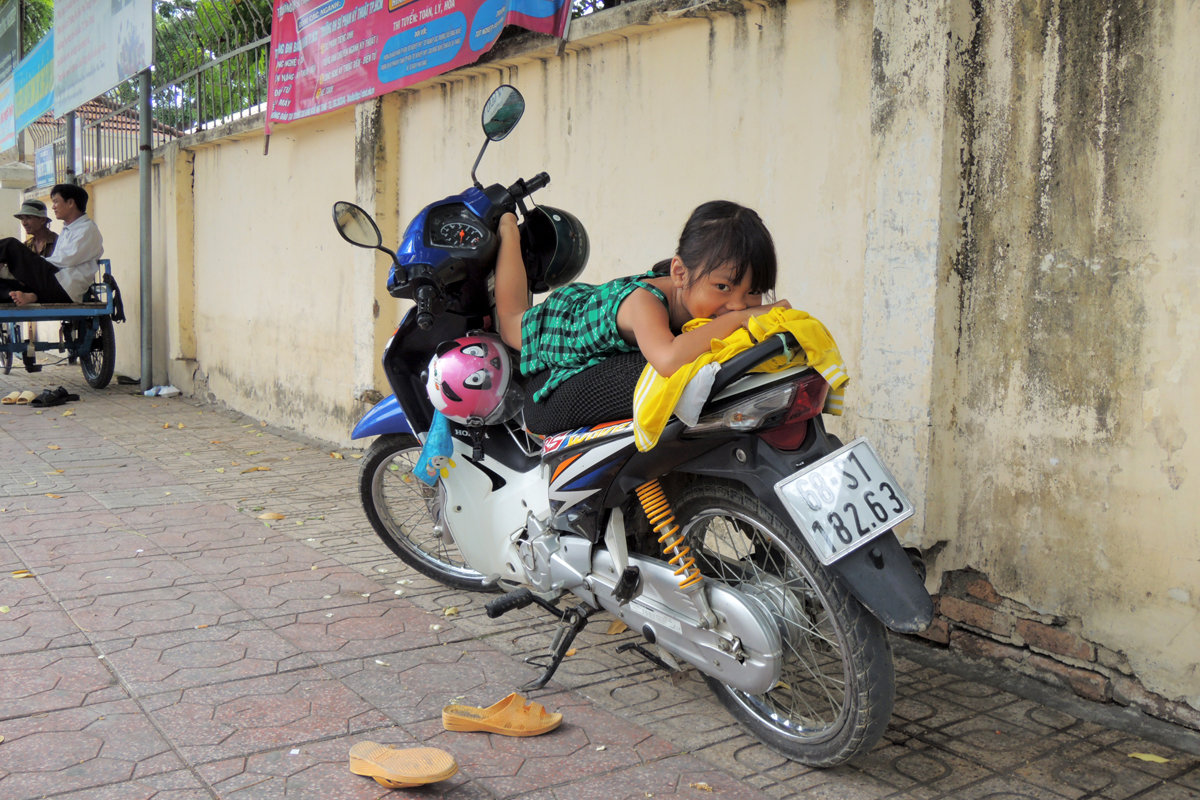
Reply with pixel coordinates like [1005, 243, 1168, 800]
[351, 395, 413, 439]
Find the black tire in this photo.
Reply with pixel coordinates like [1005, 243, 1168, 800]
[359, 433, 495, 592]
[672, 480, 895, 767]
[0, 322, 15, 375]
[80, 317, 115, 389]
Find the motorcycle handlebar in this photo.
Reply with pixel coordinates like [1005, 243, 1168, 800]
[506, 172, 550, 202]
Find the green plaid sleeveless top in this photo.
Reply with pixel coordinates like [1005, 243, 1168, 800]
[520, 271, 667, 403]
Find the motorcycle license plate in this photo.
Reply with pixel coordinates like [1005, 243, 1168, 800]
[774, 438, 914, 565]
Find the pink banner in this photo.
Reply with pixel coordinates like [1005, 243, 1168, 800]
[267, 0, 569, 131]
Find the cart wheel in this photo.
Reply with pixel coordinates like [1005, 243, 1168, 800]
[0, 322, 19, 375]
[80, 316, 115, 389]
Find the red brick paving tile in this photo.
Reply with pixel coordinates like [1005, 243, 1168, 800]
[0, 508, 125, 540]
[0, 489, 104, 516]
[172, 540, 337, 579]
[563, 755, 774, 800]
[145, 522, 294, 553]
[37, 770, 213, 800]
[60, 583, 253, 641]
[0, 645, 126, 717]
[32, 553, 204, 599]
[98, 621, 318, 693]
[263, 599, 450, 663]
[213, 566, 407, 618]
[332, 642, 547, 725]
[9, 528, 168, 568]
[0, 567, 56, 603]
[197, 734, 493, 800]
[0, 597, 91, 654]
[141, 667, 392, 764]
[0, 700, 188, 800]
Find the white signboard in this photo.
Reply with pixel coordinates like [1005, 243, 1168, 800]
[35, 143, 55, 188]
[53, 0, 153, 117]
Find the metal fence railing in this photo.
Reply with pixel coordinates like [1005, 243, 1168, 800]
[26, 0, 271, 181]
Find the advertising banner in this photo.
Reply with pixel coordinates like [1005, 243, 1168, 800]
[0, 0, 18, 82]
[53, 0, 153, 117]
[267, 0, 570, 130]
[0, 75, 13, 152]
[15, 31, 52, 133]
[35, 142, 55, 187]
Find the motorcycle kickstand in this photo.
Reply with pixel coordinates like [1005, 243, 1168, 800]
[615, 641, 676, 673]
[521, 603, 595, 692]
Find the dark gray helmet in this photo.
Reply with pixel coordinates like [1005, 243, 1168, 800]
[519, 205, 589, 294]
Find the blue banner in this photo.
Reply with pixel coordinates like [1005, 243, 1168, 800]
[15, 31, 53, 133]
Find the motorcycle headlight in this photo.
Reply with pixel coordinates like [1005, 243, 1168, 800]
[687, 383, 797, 434]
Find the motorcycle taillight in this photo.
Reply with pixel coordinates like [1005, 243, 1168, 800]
[757, 371, 830, 450]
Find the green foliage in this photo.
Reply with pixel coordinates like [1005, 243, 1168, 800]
[21, 0, 53, 55]
[152, 0, 273, 130]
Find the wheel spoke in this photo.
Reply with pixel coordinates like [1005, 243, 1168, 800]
[683, 505, 854, 741]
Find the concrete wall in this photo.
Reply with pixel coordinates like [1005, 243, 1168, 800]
[59, 0, 1198, 726]
[923, 0, 1200, 718]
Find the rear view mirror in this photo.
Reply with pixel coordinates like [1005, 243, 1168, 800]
[332, 201, 383, 249]
[481, 85, 525, 141]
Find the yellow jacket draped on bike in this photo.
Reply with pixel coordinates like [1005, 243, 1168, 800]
[632, 307, 848, 452]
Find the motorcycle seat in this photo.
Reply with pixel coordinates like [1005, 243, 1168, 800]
[520, 351, 646, 435]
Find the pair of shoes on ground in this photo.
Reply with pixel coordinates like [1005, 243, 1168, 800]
[2, 387, 79, 406]
[143, 385, 180, 397]
[349, 692, 562, 789]
[2, 390, 35, 404]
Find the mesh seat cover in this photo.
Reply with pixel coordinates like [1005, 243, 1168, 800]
[521, 352, 646, 434]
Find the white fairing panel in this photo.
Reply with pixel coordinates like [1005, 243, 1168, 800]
[438, 436, 548, 581]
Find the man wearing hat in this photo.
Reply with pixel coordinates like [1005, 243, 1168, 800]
[0, 183, 103, 306]
[14, 199, 57, 257]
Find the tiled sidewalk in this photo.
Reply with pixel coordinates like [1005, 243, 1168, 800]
[1, 365, 1197, 799]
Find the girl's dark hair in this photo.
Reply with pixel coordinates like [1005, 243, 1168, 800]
[653, 200, 777, 294]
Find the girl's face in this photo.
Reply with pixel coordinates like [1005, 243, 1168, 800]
[671, 257, 764, 321]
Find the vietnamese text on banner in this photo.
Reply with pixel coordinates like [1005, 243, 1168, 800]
[267, 0, 569, 132]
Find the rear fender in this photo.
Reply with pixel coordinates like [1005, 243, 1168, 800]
[351, 395, 414, 439]
[669, 430, 933, 633]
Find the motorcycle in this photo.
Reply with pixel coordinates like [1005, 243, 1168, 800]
[332, 84, 933, 766]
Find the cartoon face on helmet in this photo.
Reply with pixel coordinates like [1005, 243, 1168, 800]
[425, 333, 518, 425]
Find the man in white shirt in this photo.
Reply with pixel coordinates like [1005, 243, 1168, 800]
[0, 183, 104, 306]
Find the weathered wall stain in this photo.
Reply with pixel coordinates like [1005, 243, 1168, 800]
[931, 0, 1197, 712]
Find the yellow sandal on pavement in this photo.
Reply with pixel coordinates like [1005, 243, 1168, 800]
[348, 741, 458, 789]
[442, 692, 563, 737]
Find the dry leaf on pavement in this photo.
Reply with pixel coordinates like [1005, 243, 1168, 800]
[1129, 753, 1170, 763]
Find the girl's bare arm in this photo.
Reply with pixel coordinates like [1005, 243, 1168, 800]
[493, 213, 528, 350]
[619, 290, 790, 377]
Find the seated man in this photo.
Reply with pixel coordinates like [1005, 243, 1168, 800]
[0, 183, 104, 306]
[15, 199, 58, 257]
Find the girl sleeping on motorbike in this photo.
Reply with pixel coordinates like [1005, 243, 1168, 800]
[493, 200, 793, 403]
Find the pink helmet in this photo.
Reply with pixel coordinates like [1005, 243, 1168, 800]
[425, 333, 519, 425]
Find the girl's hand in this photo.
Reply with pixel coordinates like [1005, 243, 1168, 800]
[743, 299, 791, 322]
[498, 212, 520, 240]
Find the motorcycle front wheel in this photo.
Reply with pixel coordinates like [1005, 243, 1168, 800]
[359, 433, 495, 592]
[673, 480, 895, 767]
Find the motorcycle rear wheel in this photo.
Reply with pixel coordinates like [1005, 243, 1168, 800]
[673, 480, 894, 767]
[360, 433, 495, 592]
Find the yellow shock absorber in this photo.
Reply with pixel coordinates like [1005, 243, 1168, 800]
[634, 480, 703, 590]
